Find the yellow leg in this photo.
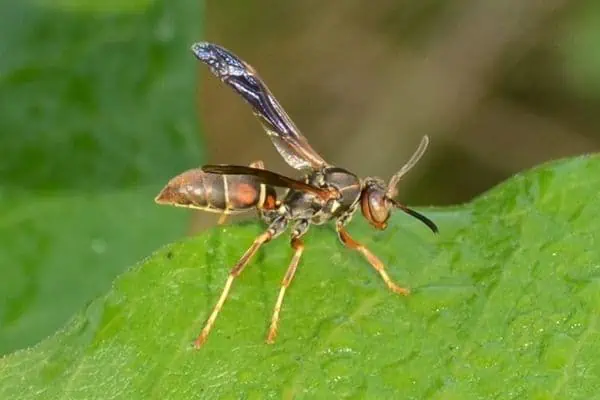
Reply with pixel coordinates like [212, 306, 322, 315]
[266, 237, 304, 344]
[194, 230, 272, 348]
[217, 213, 229, 225]
[337, 224, 410, 295]
[249, 160, 265, 170]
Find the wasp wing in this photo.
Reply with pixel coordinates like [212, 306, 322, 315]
[192, 42, 329, 171]
[201, 165, 334, 200]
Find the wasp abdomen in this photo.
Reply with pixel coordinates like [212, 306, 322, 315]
[154, 168, 277, 213]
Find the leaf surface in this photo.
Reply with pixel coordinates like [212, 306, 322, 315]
[2, 156, 600, 398]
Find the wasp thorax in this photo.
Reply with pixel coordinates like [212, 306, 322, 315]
[360, 180, 392, 230]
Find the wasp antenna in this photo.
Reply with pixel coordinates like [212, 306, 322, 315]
[386, 135, 430, 199]
[392, 200, 438, 234]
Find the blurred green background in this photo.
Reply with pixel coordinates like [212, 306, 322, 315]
[0, 0, 203, 354]
[1, 0, 600, 355]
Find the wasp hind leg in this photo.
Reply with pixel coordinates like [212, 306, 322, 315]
[336, 222, 410, 296]
[249, 160, 265, 170]
[266, 219, 309, 344]
[194, 216, 287, 348]
[217, 160, 266, 225]
[216, 212, 230, 225]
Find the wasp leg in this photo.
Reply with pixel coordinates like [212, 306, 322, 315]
[217, 160, 265, 225]
[249, 160, 265, 170]
[217, 212, 230, 225]
[194, 216, 287, 348]
[336, 223, 410, 296]
[266, 219, 309, 344]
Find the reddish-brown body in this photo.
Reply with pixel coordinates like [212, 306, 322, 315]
[155, 168, 277, 215]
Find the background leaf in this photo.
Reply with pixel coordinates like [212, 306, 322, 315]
[1, 155, 599, 398]
[0, 1, 203, 354]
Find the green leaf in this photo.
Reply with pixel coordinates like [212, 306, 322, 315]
[0, 1, 203, 354]
[2, 155, 599, 398]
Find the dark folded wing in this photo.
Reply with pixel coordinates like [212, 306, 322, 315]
[192, 42, 329, 171]
[201, 165, 333, 200]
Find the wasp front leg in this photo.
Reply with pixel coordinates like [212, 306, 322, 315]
[336, 221, 410, 296]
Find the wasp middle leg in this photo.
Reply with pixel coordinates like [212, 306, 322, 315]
[266, 219, 309, 344]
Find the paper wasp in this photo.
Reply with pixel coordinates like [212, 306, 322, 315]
[155, 42, 438, 348]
